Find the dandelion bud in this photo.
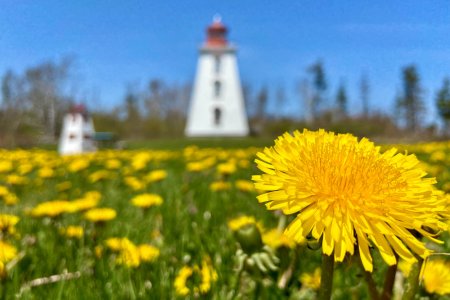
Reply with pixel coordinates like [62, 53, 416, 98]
[234, 223, 263, 254]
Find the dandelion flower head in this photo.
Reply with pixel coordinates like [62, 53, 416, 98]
[252, 129, 448, 272]
[422, 259, 450, 295]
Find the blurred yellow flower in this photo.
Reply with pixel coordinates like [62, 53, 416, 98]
[144, 169, 168, 183]
[137, 244, 160, 262]
[174, 258, 217, 296]
[235, 180, 255, 193]
[105, 237, 132, 251]
[253, 129, 448, 272]
[238, 159, 250, 169]
[95, 245, 103, 258]
[6, 175, 27, 185]
[227, 216, 263, 232]
[300, 268, 321, 290]
[61, 226, 84, 239]
[124, 176, 145, 191]
[18, 163, 33, 175]
[84, 208, 117, 223]
[217, 162, 236, 175]
[0, 186, 9, 197]
[68, 158, 90, 172]
[105, 159, 121, 169]
[209, 181, 231, 191]
[186, 157, 216, 172]
[174, 266, 192, 296]
[70, 197, 101, 212]
[104, 238, 159, 267]
[0, 214, 19, 236]
[0, 161, 13, 173]
[116, 243, 140, 268]
[262, 228, 298, 249]
[88, 170, 111, 183]
[3, 193, 18, 205]
[422, 259, 450, 295]
[31, 200, 72, 217]
[38, 167, 55, 178]
[0, 241, 17, 263]
[131, 193, 163, 209]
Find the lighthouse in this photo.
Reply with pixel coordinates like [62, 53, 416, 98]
[185, 17, 249, 137]
[58, 104, 97, 155]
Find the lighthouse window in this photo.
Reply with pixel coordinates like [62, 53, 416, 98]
[214, 56, 221, 73]
[214, 107, 222, 125]
[214, 80, 221, 97]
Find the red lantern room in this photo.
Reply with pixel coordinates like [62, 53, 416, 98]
[205, 15, 228, 48]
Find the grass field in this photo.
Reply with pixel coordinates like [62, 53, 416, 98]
[0, 135, 450, 299]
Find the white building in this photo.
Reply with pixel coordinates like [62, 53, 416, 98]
[185, 17, 249, 137]
[58, 105, 97, 155]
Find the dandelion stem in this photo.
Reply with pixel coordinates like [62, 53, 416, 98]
[402, 257, 423, 300]
[381, 264, 397, 300]
[318, 253, 334, 300]
[231, 268, 243, 298]
[361, 269, 380, 300]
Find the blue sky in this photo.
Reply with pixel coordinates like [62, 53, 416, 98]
[1, 1, 450, 124]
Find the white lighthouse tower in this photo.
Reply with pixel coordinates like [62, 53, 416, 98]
[58, 104, 97, 155]
[185, 17, 249, 137]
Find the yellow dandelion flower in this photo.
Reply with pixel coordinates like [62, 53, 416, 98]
[0, 186, 10, 197]
[209, 181, 231, 191]
[116, 243, 140, 268]
[137, 244, 160, 262]
[227, 215, 258, 232]
[174, 266, 193, 296]
[186, 157, 216, 172]
[18, 163, 33, 175]
[217, 162, 236, 175]
[30, 200, 73, 217]
[0, 161, 13, 173]
[61, 226, 84, 239]
[6, 174, 27, 185]
[70, 196, 100, 212]
[38, 167, 55, 178]
[174, 260, 217, 296]
[199, 258, 218, 294]
[131, 193, 163, 209]
[95, 245, 103, 258]
[0, 214, 19, 236]
[0, 241, 17, 263]
[253, 129, 448, 272]
[422, 259, 450, 295]
[238, 159, 250, 169]
[124, 176, 145, 191]
[105, 237, 131, 251]
[104, 237, 141, 267]
[68, 158, 90, 172]
[84, 208, 117, 223]
[3, 193, 18, 205]
[235, 180, 256, 193]
[105, 159, 121, 169]
[262, 228, 299, 249]
[144, 169, 168, 183]
[300, 268, 321, 290]
[88, 170, 111, 183]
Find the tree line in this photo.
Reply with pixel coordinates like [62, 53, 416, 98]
[1, 57, 450, 147]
